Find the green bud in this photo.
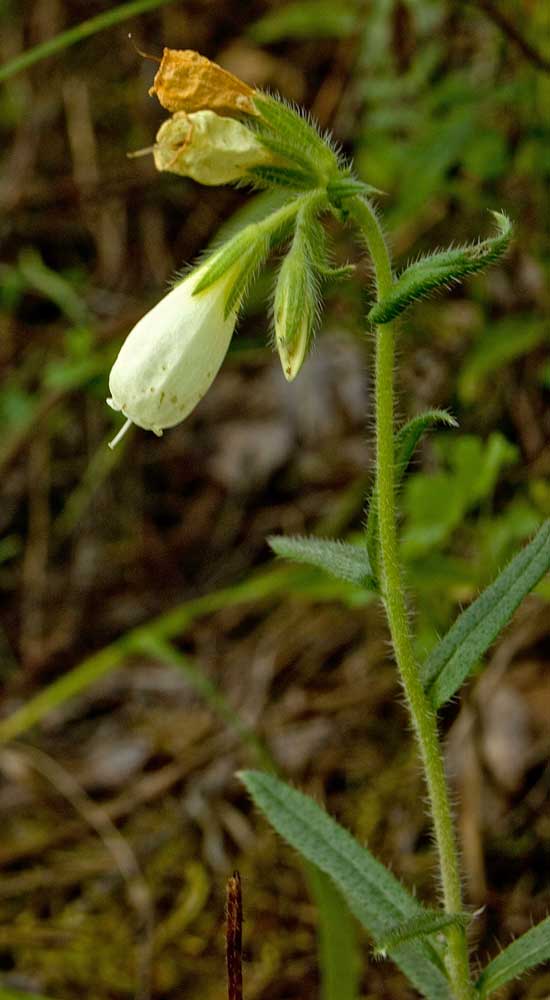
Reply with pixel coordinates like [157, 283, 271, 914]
[274, 210, 323, 381]
[274, 253, 316, 381]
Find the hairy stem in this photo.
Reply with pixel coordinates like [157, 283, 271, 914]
[349, 196, 473, 1000]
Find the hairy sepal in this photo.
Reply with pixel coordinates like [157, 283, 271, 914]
[268, 535, 376, 590]
[247, 163, 319, 190]
[253, 93, 339, 174]
[421, 519, 550, 709]
[369, 212, 512, 324]
[365, 409, 458, 582]
[194, 197, 306, 314]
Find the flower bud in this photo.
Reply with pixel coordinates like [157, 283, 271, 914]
[107, 260, 241, 444]
[274, 219, 321, 382]
[149, 48, 256, 117]
[153, 110, 271, 186]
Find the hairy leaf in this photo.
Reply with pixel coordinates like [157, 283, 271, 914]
[421, 520, 550, 709]
[369, 212, 512, 324]
[365, 409, 458, 579]
[241, 771, 453, 999]
[268, 535, 375, 589]
[476, 916, 550, 998]
[373, 911, 469, 958]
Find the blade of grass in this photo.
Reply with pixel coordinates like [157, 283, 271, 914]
[0, 0, 176, 83]
[305, 865, 361, 1000]
[0, 566, 291, 744]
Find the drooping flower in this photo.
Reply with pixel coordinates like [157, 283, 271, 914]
[153, 110, 271, 186]
[107, 260, 241, 446]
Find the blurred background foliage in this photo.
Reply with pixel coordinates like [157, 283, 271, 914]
[0, 1, 549, 998]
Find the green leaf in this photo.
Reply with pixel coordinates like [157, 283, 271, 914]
[240, 771, 453, 1000]
[268, 535, 375, 589]
[249, 3, 356, 44]
[401, 433, 517, 560]
[365, 409, 458, 578]
[476, 916, 550, 998]
[373, 911, 469, 958]
[304, 865, 361, 1000]
[369, 211, 512, 324]
[421, 520, 550, 709]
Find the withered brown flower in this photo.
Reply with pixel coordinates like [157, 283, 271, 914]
[149, 48, 256, 117]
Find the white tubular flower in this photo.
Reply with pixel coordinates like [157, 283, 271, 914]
[153, 110, 270, 186]
[107, 262, 240, 446]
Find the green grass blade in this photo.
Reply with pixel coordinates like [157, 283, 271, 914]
[0, 0, 176, 83]
[421, 520, 550, 709]
[240, 770, 452, 999]
[304, 865, 361, 1000]
[476, 917, 550, 997]
[269, 535, 375, 589]
[0, 567, 292, 744]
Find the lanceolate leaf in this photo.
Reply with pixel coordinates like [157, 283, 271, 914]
[365, 410, 458, 578]
[421, 520, 550, 709]
[241, 771, 453, 1000]
[476, 916, 550, 998]
[373, 911, 469, 958]
[369, 212, 512, 325]
[268, 535, 376, 590]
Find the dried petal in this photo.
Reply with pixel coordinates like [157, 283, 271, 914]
[149, 48, 256, 116]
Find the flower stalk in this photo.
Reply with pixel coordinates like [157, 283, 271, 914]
[348, 195, 473, 1000]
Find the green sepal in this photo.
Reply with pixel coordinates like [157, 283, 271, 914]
[194, 197, 306, 315]
[421, 519, 550, 709]
[476, 916, 550, 998]
[268, 535, 376, 590]
[365, 409, 458, 582]
[193, 225, 266, 295]
[252, 92, 338, 173]
[373, 911, 470, 959]
[369, 211, 513, 325]
[247, 163, 319, 190]
[250, 130, 321, 183]
[327, 176, 385, 206]
[316, 262, 356, 281]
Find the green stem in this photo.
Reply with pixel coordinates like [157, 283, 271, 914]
[349, 197, 472, 1000]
